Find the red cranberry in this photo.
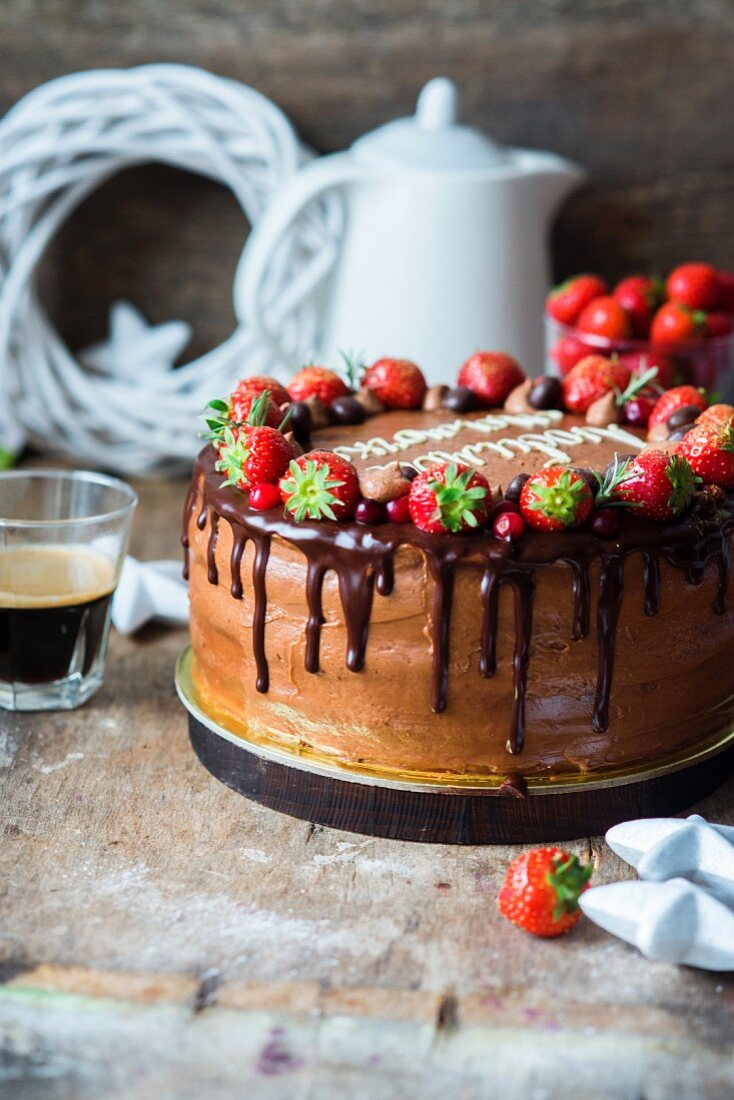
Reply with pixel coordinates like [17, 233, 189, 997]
[355, 499, 386, 525]
[623, 396, 655, 428]
[591, 508, 620, 539]
[249, 483, 282, 511]
[493, 511, 526, 541]
[386, 495, 411, 523]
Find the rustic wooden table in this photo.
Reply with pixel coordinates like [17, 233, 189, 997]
[2, 472, 733, 1100]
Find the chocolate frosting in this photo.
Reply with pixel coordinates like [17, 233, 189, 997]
[184, 435, 734, 763]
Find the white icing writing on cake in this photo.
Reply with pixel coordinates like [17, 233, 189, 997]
[331, 411, 644, 471]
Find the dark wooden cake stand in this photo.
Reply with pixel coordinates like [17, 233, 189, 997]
[176, 649, 734, 844]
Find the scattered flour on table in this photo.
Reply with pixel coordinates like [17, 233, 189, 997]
[32, 750, 84, 774]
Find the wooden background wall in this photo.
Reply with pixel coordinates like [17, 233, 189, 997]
[1, 0, 733, 363]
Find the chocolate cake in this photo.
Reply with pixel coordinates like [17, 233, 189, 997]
[183, 397, 734, 788]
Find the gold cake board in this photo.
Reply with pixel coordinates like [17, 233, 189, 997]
[175, 647, 734, 844]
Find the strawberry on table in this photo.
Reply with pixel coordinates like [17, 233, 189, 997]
[613, 275, 663, 338]
[279, 451, 360, 521]
[615, 449, 699, 520]
[666, 262, 722, 312]
[561, 354, 632, 414]
[408, 462, 491, 534]
[287, 365, 350, 406]
[648, 385, 708, 430]
[216, 424, 295, 491]
[546, 274, 608, 326]
[650, 301, 705, 345]
[676, 419, 734, 489]
[498, 847, 592, 938]
[362, 357, 427, 410]
[519, 467, 594, 531]
[576, 295, 631, 341]
[457, 352, 525, 407]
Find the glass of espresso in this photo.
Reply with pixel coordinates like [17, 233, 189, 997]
[0, 470, 137, 711]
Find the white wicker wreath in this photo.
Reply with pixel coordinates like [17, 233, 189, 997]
[0, 64, 342, 474]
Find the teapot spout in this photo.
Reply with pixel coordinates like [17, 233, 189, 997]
[523, 151, 586, 219]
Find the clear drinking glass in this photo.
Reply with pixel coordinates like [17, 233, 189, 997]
[0, 470, 137, 711]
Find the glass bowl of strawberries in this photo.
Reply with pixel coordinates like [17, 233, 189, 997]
[545, 264, 734, 404]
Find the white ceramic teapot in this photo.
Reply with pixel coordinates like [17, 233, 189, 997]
[237, 78, 584, 383]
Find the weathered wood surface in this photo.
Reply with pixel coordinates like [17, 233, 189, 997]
[0, 1, 732, 362]
[2, 473, 734, 1098]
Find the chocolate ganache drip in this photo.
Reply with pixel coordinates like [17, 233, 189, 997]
[184, 446, 734, 756]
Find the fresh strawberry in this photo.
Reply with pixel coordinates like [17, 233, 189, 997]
[551, 334, 591, 375]
[519, 467, 594, 531]
[666, 262, 722, 311]
[618, 349, 674, 389]
[615, 450, 699, 520]
[576, 295, 631, 341]
[408, 462, 491, 534]
[287, 365, 349, 406]
[648, 385, 708, 429]
[216, 424, 294, 491]
[703, 312, 734, 339]
[457, 352, 525, 408]
[613, 275, 663, 338]
[362, 357, 427, 410]
[698, 403, 734, 428]
[716, 270, 734, 314]
[676, 419, 734, 489]
[498, 847, 592, 938]
[279, 451, 360, 521]
[546, 274, 607, 326]
[229, 389, 282, 429]
[232, 374, 290, 408]
[650, 301, 705, 345]
[561, 355, 631, 414]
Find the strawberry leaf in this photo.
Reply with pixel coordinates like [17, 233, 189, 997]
[280, 458, 346, 522]
[546, 853, 593, 923]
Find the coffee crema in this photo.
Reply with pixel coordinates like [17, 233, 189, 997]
[0, 545, 116, 608]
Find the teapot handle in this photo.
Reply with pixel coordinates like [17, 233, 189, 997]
[235, 153, 372, 368]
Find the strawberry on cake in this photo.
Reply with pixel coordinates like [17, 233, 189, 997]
[183, 352, 734, 791]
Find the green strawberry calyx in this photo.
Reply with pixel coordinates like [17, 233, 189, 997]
[546, 852, 593, 922]
[527, 468, 589, 526]
[666, 454, 701, 515]
[718, 419, 734, 453]
[280, 458, 345, 522]
[428, 463, 488, 532]
[215, 425, 251, 489]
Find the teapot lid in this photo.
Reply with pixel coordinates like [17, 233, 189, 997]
[351, 77, 507, 171]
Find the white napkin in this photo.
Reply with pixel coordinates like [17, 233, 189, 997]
[112, 557, 188, 634]
[581, 814, 734, 969]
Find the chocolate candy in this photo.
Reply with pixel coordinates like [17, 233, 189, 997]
[287, 401, 313, 446]
[668, 425, 694, 442]
[591, 508, 620, 539]
[399, 463, 419, 482]
[442, 386, 478, 413]
[330, 395, 366, 426]
[528, 375, 563, 411]
[505, 472, 531, 503]
[667, 405, 703, 430]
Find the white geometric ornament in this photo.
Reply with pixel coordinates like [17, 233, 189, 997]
[81, 301, 191, 379]
[580, 878, 734, 970]
[581, 815, 734, 970]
